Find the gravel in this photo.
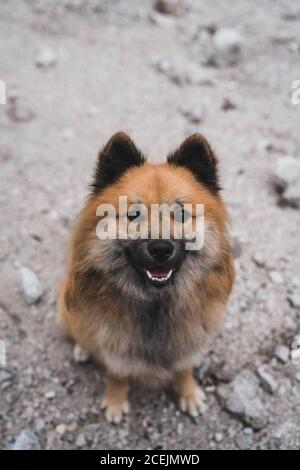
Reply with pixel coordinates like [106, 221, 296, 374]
[1, 0, 300, 451]
[18, 266, 44, 305]
[272, 156, 300, 209]
[217, 369, 269, 430]
[212, 27, 243, 66]
[13, 430, 41, 450]
[35, 47, 57, 68]
[256, 366, 278, 394]
[274, 345, 290, 364]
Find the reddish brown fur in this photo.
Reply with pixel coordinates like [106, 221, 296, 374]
[57, 135, 235, 422]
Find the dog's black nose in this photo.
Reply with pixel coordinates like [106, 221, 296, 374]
[147, 241, 174, 262]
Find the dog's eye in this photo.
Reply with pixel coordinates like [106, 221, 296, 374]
[127, 211, 141, 222]
[174, 208, 190, 224]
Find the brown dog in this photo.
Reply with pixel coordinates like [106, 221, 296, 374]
[57, 132, 234, 423]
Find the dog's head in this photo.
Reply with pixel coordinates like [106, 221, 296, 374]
[71, 132, 229, 301]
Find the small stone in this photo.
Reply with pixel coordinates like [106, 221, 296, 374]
[214, 432, 224, 443]
[19, 266, 44, 305]
[73, 344, 90, 363]
[35, 47, 57, 68]
[7, 98, 35, 123]
[235, 433, 253, 450]
[252, 252, 265, 268]
[75, 433, 86, 448]
[56, 424, 67, 435]
[243, 427, 253, 435]
[213, 28, 243, 65]
[288, 293, 300, 309]
[295, 372, 300, 382]
[149, 11, 175, 27]
[34, 418, 45, 432]
[267, 419, 300, 449]
[230, 236, 242, 259]
[272, 156, 300, 209]
[222, 98, 237, 111]
[152, 58, 173, 75]
[256, 366, 278, 394]
[176, 422, 184, 435]
[0, 369, 14, 384]
[154, 0, 186, 17]
[45, 390, 56, 399]
[13, 430, 41, 450]
[269, 271, 284, 285]
[185, 63, 213, 86]
[179, 102, 205, 124]
[217, 369, 268, 430]
[274, 345, 290, 363]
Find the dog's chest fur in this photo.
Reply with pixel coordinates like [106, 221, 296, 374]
[114, 293, 205, 371]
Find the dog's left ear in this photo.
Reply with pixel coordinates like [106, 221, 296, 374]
[91, 132, 145, 194]
[167, 134, 220, 193]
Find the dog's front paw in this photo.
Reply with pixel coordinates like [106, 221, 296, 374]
[101, 395, 130, 424]
[178, 385, 207, 417]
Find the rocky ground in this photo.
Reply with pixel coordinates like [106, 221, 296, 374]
[1, 0, 300, 450]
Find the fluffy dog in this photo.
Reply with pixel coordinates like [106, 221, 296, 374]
[58, 132, 235, 423]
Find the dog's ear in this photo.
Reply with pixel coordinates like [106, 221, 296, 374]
[167, 134, 220, 193]
[91, 132, 145, 194]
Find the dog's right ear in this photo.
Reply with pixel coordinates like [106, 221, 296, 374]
[91, 132, 145, 194]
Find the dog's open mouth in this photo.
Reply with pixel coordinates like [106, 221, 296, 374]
[145, 267, 174, 287]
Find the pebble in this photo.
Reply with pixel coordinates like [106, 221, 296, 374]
[217, 369, 269, 430]
[56, 424, 67, 435]
[195, 359, 210, 382]
[154, 0, 186, 17]
[230, 236, 242, 259]
[269, 271, 284, 285]
[45, 390, 56, 399]
[149, 11, 176, 27]
[222, 97, 237, 111]
[176, 422, 184, 435]
[75, 433, 86, 448]
[7, 98, 35, 123]
[35, 47, 57, 68]
[235, 433, 254, 450]
[13, 430, 41, 450]
[256, 366, 278, 394]
[19, 266, 44, 305]
[214, 432, 224, 443]
[73, 344, 90, 363]
[288, 293, 300, 309]
[274, 345, 290, 363]
[272, 156, 300, 209]
[0, 369, 14, 384]
[34, 418, 46, 432]
[252, 252, 265, 268]
[212, 28, 243, 66]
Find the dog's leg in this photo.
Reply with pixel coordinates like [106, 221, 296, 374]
[101, 372, 130, 424]
[173, 368, 207, 417]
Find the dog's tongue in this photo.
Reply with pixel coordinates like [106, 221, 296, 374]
[148, 268, 171, 278]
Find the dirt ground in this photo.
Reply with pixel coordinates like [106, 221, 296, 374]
[0, 0, 300, 450]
